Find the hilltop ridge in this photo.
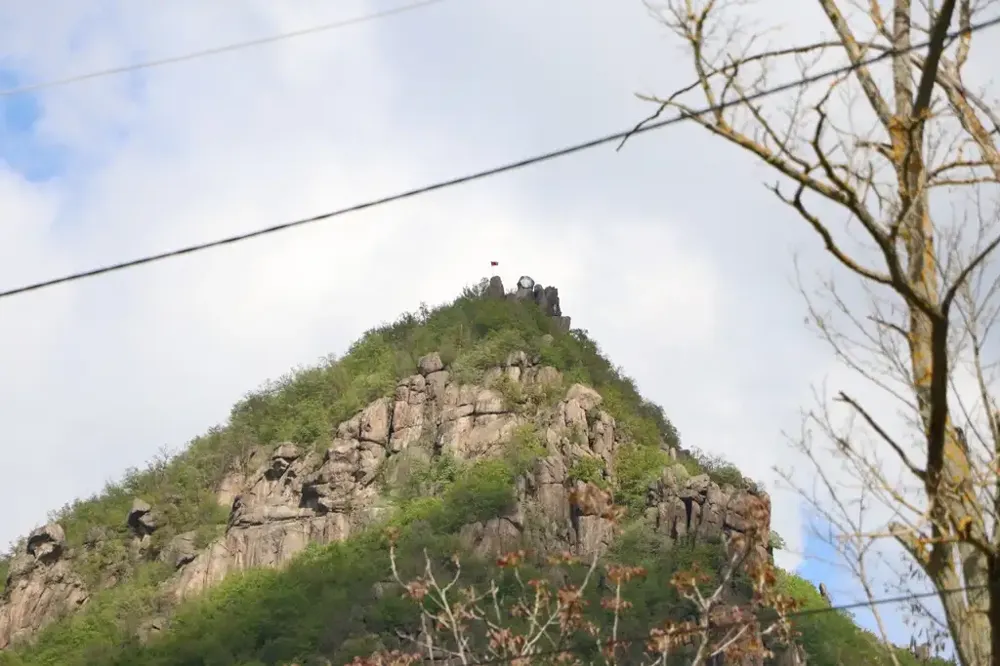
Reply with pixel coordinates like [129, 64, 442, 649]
[0, 277, 943, 666]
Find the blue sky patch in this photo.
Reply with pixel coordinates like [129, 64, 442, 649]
[795, 516, 915, 644]
[0, 68, 69, 182]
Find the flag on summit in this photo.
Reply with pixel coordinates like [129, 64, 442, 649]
[490, 261, 498, 266]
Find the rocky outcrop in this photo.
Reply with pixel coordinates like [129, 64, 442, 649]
[0, 349, 771, 653]
[0, 524, 88, 649]
[158, 532, 198, 570]
[171, 350, 560, 600]
[166, 348, 768, 604]
[646, 463, 771, 564]
[127, 498, 160, 543]
[486, 275, 571, 332]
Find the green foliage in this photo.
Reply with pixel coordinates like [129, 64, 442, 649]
[393, 452, 459, 502]
[569, 423, 588, 446]
[4, 513, 660, 666]
[6, 497, 946, 666]
[491, 372, 524, 408]
[46, 433, 240, 588]
[768, 531, 786, 551]
[684, 448, 750, 488]
[390, 495, 446, 527]
[1, 562, 173, 666]
[567, 456, 607, 488]
[483, 365, 563, 415]
[3, 511, 504, 666]
[613, 444, 669, 515]
[705, 463, 744, 487]
[440, 459, 517, 527]
[230, 333, 399, 449]
[676, 454, 705, 478]
[234, 281, 680, 457]
[538, 332, 679, 451]
[775, 572, 951, 666]
[504, 424, 546, 476]
[606, 525, 741, 633]
[604, 526, 949, 666]
[451, 329, 531, 384]
[389, 426, 544, 533]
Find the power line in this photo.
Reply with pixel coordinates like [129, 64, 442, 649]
[434, 583, 980, 666]
[0, 0, 448, 98]
[2, 15, 999, 302]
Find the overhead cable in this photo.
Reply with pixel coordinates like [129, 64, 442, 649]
[0, 0, 448, 98]
[2, 14, 998, 301]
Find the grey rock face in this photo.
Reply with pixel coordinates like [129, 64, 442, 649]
[158, 532, 199, 570]
[163, 348, 771, 604]
[485, 276, 505, 299]
[26, 524, 65, 563]
[486, 275, 572, 331]
[0, 522, 88, 649]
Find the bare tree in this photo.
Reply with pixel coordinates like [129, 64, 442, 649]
[624, 0, 1000, 663]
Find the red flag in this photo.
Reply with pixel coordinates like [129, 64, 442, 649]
[490, 261, 498, 267]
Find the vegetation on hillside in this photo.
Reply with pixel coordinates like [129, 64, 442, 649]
[2, 280, 684, 574]
[0, 281, 940, 664]
[775, 573, 950, 666]
[1, 489, 934, 666]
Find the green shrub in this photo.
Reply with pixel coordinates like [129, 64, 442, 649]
[504, 424, 546, 476]
[567, 456, 607, 488]
[387, 425, 543, 534]
[569, 423, 588, 446]
[707, 464, 743, 487]
[676, 454, 704, 477]
[391, 496, 446, 527]
[687, 448, 747, 488]
[394, 453, 459, 502]
[491, 373, 524, 409]
[440, 459, 517, 528]
[614, 445, 668, 515]
[450, 329, 532, 384]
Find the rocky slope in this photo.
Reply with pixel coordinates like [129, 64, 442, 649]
[0, 347, 769, 650]
[0, 276, 939, 666]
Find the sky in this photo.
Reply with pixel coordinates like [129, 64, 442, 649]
[1, 0, 999, 651]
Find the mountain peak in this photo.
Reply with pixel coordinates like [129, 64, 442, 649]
[0, 281, 931, 665]
[484, 274, 571, 332]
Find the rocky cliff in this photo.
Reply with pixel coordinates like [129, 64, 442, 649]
[0, 276, 785, 665]
[0, 349, 771, 649]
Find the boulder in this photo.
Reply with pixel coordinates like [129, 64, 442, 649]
[417, 352, 444, 375]
[485, 276, 505, 299]
[26, 524, 66, 563]
[158, 532, 198, 569]
[126, 499, 159, 538]
[0, 522, 88, 649]
[267, 443, 302, 478]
